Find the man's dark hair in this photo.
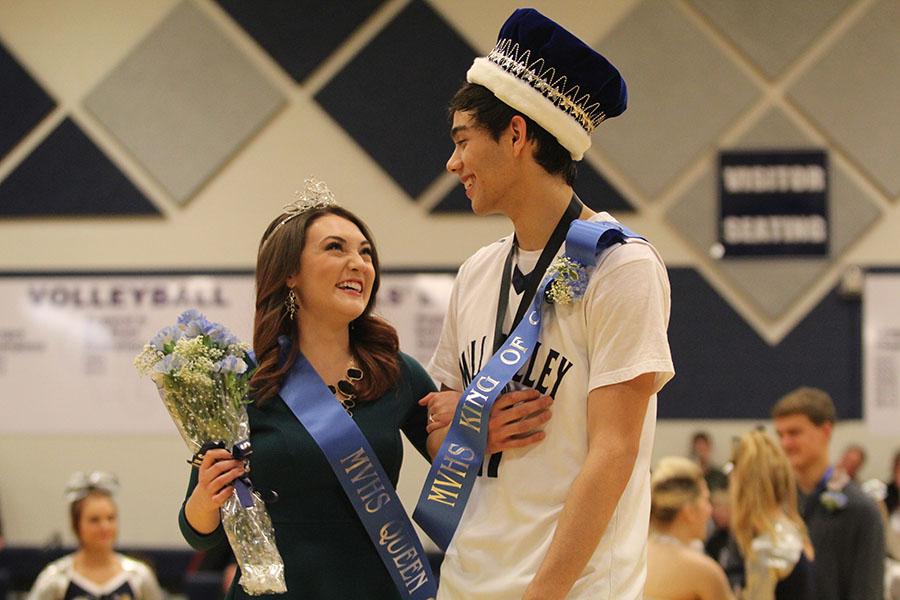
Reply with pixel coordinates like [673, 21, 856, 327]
[691, 431, 711, 445]
[448, 83, 577, 186]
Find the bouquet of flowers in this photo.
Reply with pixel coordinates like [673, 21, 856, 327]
[135, 309, 286, 595]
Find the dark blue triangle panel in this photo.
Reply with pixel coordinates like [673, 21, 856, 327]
[431, 159, 634, 213]
[662, 268, 860, 420]
[0, 39, 56, 160]
[0, 118, 159, 217]
[316, 0, 476, 199]
[574, 161, 633, 213]
[431, 181, 470, 213]
[216, 0, 384, 83]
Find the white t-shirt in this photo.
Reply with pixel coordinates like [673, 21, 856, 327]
[428, 213, 674, 600]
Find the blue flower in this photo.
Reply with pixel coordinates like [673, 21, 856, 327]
[149, 325, 183, 351]
[177, 308, 206, 325]
[154, 353, 187, 375]
[206, 324, 240, 348]
[182, 317, 212, 338]
[216, 355, 248, 374]
[176, 309, 213, 338]
[177, 309, 205, 325]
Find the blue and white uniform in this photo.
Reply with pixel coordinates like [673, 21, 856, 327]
[27, 553, 162, 600]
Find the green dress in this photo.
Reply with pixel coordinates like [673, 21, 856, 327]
[179, 353, 436, 599]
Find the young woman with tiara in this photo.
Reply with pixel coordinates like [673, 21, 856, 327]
[178, 179, 543, 598]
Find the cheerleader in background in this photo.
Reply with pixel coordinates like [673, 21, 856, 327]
[27, 472, 162, 600]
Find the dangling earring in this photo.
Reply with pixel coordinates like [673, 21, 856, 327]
[285, 289, 297, 320]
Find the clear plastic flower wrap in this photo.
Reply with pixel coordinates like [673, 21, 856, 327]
[135, 309, 286, 595]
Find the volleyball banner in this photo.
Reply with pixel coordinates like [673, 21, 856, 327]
[0, 273, 255, 433]
[0, 272, 453, 434]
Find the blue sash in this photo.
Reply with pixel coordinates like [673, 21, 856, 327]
[280, 355, 437, 600]
[413, 220, 643, 550]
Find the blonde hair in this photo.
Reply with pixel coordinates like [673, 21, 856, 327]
[650, 456, 705, 527]
[730, 430, 810, 559]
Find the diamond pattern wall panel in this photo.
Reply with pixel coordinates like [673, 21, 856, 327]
[84, 1, 285, 204]
[432, 183, 470, 213]
[0, 118, 158, 217]
[315, 0, 476, 199]
[665, 268, 861, 419]
[0, 39, 55, 160]
[576, 162, 634, 214]
[689, 0, 852, 79]
[594, 0, 760, 199]
[216, 0, 383, 83]
[666, 109, 881, 319]
[432, 161, 633, 213]
[789, 0, 900, 198]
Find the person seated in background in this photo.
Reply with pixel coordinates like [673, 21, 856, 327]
[704, 486, 733, 564]
[838, 443, 867, 482]
[690, 430, 728, 492]
[27, 472, 162, 600]
[645, 456, 735, 600]
[730, 430, 815, 600]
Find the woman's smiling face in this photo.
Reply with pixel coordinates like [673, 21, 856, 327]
[287, 213, 376, 327]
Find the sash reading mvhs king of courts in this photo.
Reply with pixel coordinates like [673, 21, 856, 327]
[413, 219, 643, 551]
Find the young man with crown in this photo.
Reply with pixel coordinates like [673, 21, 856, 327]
[422, 9, 674, 600]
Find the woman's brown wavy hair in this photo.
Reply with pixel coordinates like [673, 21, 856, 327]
[250, 204, 399, 404]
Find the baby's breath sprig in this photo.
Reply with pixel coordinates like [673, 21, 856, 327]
[544, 256, 589, 305]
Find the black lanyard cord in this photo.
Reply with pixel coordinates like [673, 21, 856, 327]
[492, 194, 584, 353]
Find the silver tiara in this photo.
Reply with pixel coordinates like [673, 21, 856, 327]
[65, 471, 119, 503]
[267, 177, 338, 241]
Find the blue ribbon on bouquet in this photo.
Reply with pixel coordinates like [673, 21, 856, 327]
[190, 439, 256, 508]
[231, 350, 258, 508]
[413, 220, 644, 551]
[280, 355, 437, 600]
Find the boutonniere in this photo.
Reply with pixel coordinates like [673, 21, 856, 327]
[820, 468, 850, 512]
[544, 256, 588, 305]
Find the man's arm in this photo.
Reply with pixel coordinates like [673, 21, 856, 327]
[523, 372, 656, 600]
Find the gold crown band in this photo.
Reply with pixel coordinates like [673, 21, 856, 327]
[487, 40, 607, 134]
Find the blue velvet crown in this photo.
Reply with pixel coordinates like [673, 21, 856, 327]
[466, 8, 627, 160]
